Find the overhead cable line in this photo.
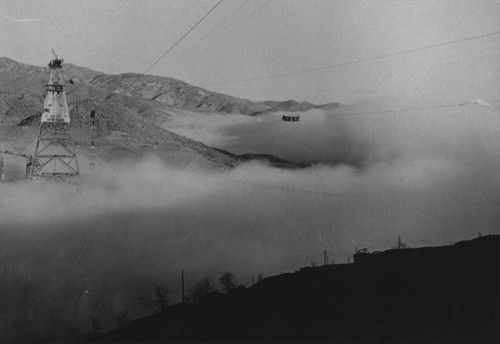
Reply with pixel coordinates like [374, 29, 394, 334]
[106, 0, 225, 100]
[332, 98, 500, 119]
[170, 0, 252, 66]
[279, 79, 500, 113]
[147, 0, 204, 50]
[181, 0, 272, 66]
[266, 51, 500, 99]
[175, 97, 499, 199]
[197, 30, 500, 86]
[1, 3, 201, 95]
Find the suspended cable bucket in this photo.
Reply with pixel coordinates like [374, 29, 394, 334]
[282, 114, 300, 122]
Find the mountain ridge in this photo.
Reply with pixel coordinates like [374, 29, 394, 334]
[0, 56, 340, 115]
[1, 56, 330, 172]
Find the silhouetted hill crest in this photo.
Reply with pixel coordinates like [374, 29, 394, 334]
[98, 234, 500, 343]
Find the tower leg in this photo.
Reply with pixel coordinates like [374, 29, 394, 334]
[29, 122, 79, 182]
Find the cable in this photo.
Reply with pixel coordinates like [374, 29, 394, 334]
[326, 99, 500, 120]
[197, 30, 500, 87]
[168, 95, 500, 199]
[259, 50, 500, 102]
[180, 0, 273, 67]
[274, 80, 500, 113]
[106, 0, 225, 100]
[145, 0, 204, 54]
[169, 0, 252, 66]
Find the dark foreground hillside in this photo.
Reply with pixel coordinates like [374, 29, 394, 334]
[98, 235, 499, 343]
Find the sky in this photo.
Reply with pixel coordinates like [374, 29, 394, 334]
[1, 0, 499, 104]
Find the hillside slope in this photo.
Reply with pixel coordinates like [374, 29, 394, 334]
[0, 56, 337, 170]
[0, 58, 243, 169]
[99, 235, 500, 343]
[0, 57, 339, 115]
[6, 96, 238, 169]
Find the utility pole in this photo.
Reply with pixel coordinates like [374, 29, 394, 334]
[181, 269, 185, 304]
[397, 235, 407, 249]
[323, 250, 329, 265]
[0, 156, 4, 181]
[89, 109, 97, 170]
[89, 141, 96, 170]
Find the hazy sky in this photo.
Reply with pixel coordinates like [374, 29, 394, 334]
[1, 0, 499, 104]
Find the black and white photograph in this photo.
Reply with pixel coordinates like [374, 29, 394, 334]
[0, 0, 499, 342]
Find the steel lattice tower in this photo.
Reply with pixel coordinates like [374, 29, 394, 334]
[29, 52, 79, 182]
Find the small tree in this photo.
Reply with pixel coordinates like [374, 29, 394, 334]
[219, 272, 236, 293]
[154, 285, 169, 313]
[191, 276, 214, 303]
[257, 272, 264, 283]
[90, 317, 103, 336]
[116, 310, 130, 327]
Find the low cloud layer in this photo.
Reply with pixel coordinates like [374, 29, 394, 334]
[1, 99, 500, 338]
